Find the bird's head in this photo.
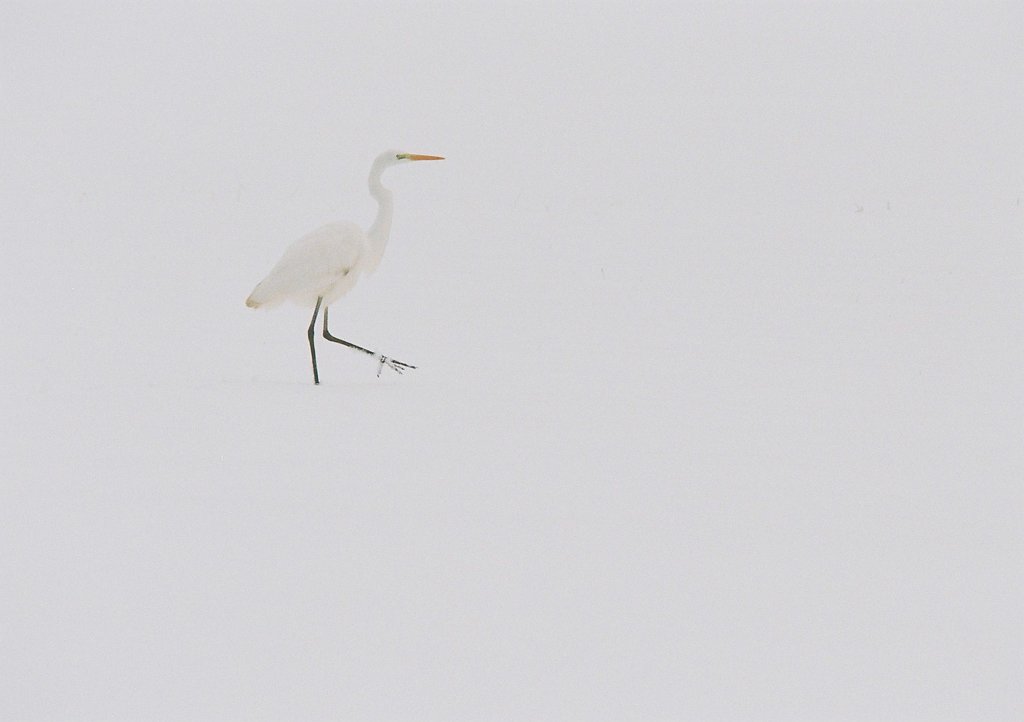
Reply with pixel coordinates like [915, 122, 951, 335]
[379, 149, 445, 168]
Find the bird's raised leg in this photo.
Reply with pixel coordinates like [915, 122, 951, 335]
[322, 306, 416, 376]
[308, 296, 323, 385]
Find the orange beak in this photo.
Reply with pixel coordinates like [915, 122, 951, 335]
[407, 154, 445, 161]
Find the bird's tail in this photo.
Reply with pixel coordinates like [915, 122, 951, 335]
[246, 274, 295, 309]
[245, 283, 268, 308]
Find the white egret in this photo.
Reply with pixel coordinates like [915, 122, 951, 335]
[246, 150, 444, 384]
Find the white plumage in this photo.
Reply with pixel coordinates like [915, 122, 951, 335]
[246, 221, 364, 309]
[246, 149, 444, 383]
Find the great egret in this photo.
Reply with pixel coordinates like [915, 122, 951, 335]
[246, 150, 444, 384]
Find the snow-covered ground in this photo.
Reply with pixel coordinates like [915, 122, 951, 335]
[2, 3, 1021, 720]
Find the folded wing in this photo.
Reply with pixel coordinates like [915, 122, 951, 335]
[246, 222, 366, 308]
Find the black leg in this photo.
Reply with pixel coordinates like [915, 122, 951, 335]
[322, 306, 374, 356]
[308, 296, 323, 385]
[322, 306, 417, 376]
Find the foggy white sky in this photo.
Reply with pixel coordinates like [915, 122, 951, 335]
[2, 2, 1021, 721]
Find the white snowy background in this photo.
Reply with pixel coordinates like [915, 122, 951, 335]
[2, 2, 1021, 720]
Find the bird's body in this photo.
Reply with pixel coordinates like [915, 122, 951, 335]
[246, 221, 365, 309]
[246, 149, 444, 383]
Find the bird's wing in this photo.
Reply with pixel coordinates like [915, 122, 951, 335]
[247, 222, 364, 307]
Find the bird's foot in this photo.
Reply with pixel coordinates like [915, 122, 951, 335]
[376, 355, 417, 377]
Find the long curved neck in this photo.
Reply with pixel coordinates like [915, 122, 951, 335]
[365, 160, 394, 274]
